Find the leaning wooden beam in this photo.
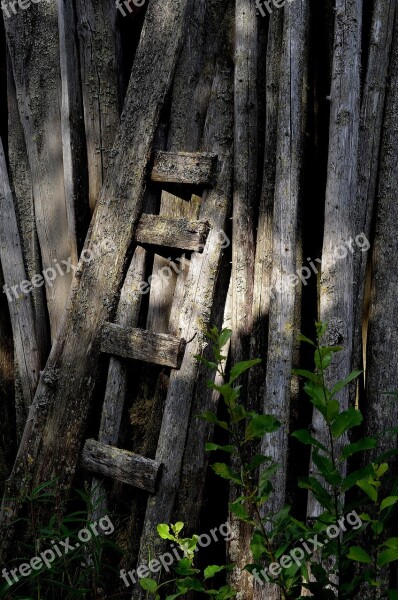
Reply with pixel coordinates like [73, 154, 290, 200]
[101, 324, 186, 369]
[4, 2, 78, 340]
[0, 139, 40, 432]
[229, 0, 257, 596]
[151, 151, 217, 185]
[82, 440, 161, 493]
[132, 34, 235, 599]
[134, 214, 209, 251]
[351, 0, 397, 400]
[307, 0, 362, 521]
[0, 0, 195, 561]
[75, 0, 123, 213]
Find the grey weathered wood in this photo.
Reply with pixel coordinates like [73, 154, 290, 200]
[75, 0, 123, 213]
[82, 440, 161, 492]
[101, 324, 186, 369]
[363, 15, 398, 597]
[307, 0, 362, 523]
[91, 246, 147, 518]
[0, 0, 195, 560]
[229, 0, 257, 596]
[260, 4, 309, 599]
[132, 22, 234, 596]
[134, 214, 209, 251]
[0, 138, 40, 430]
[351, 0, 397, 401]
[57, 0, 89, 255]
[4, 3, 78, 340]
[151, 151, 217, 185]
[6, 50, 49, 371]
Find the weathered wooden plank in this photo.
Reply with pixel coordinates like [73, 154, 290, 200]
[4, 2, 78, 340]
[0, 138, 40, 429]
[82, 440, 161, 492]
[307, 0, 362, 522]
[57, 0, 90, 254]
[134, 214, 209, 251]
[101, 324, 186, 368]
[229, 0, 258, 595]
[151, 151, 217, 185]
[75, 0, 123, 213]
[0, 0, 195, 560]
[132, 21, 234, 596]
[351, 0, 397, 402]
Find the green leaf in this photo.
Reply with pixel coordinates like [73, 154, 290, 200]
[312, 452, 342, 486]
[389, 591, 398, 600]
[245, 414, 280, 441]
[331, 371, 362, 396]
[211, 463, 243, 485]
[200, 410, 230, 431]
[326, 399, 340, 422]
[176, 577, 205, 592]
[139, 578, 158, 592]
[172, 522, 184, 535]
[204, 565, 231, 580]
[250, 531, 268, 562]
[384, 538, 398, 550]
[347, 546, 372, 564]
[205, 443, 235, 453]
[298, 333, 316, 347]
[291, 429, 327, 452]
[380, 496, 398, 512]
[174, 558, 199, 576]
[229, 499, 253, 523]
[331, 407, 363, 437]
[246, 454, 272, 471]
[259, 464, 279, 496]
[303, 381, 328, 418]
[377, 549, 398, 567]
[195, 355, 218, 370]
[341, 465, 373, 492]
[340, 438, 377, 461]
[356, 479, 378, 503]
[218, 329, 232, 349]
[157, 523, 175, 541]
[298, 477, 334, 512]
[229, 359, 261, 383]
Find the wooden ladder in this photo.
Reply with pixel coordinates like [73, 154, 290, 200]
[79, 150, 217, 511]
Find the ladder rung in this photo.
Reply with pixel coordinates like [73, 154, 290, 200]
[151, 151, 217, 185]
[81, 440, 161, 492]
[101, 324, 186, 369]
[134, 214, 209, 251]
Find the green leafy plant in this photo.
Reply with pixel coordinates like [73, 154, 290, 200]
[0, 482, 121, 600]
[139, 522, 235, 599]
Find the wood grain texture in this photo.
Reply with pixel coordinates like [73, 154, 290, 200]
[351, 0, 397, 400]
[82, 439, 161, 492]
[135, 214, 209, 251]
[132, 28, 234, 598]
[259, 3, 309, 599]
[75, 0, 123, 213]
[0, 0, 195, 560]
[4, 2, 77, 340]
[101, 324, 186, 368]
[308, 0, 362, 522]
[0, 139, 40, 430]
[151, 151, 217, 185]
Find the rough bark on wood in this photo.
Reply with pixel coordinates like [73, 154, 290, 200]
[4, 2, 78, 340]
[75, 0, 123, 213]
[134, 214, 209, 252]
[0, 0, 195, 560]
[82, 439, 161, 492]
[101, 324, 186, 369]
